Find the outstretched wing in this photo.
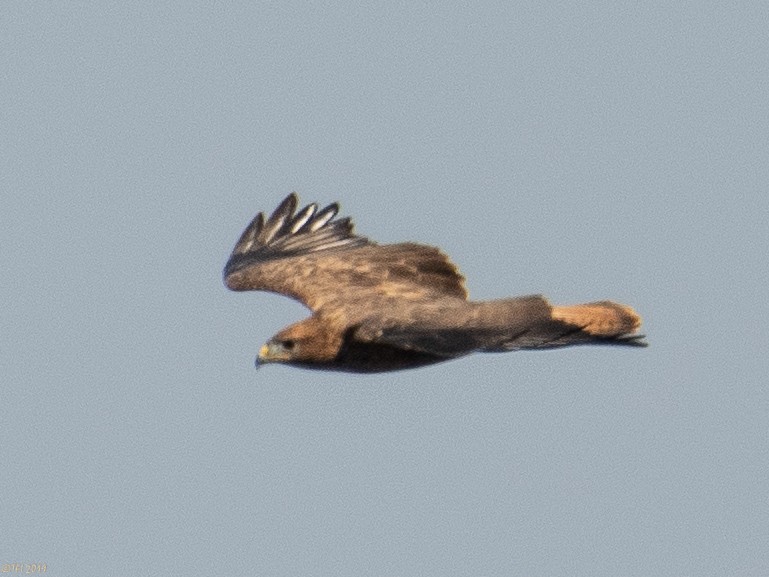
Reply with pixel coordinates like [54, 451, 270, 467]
[223, 193, 467, 313]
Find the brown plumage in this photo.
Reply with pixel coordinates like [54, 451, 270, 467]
[224, 193, 646, 373]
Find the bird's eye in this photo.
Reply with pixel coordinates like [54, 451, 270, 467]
[281, 339, 295, 351]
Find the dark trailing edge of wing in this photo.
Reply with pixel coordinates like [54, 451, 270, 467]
[223, 193, 371, 280]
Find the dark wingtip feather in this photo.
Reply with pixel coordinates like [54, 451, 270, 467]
[231, 212, 264, 255]
[289, 203, 318, 233]
[310, 203, 339, 231]
[258, 193, 298, 245]
[275, 192, 298, 217]
[224, 193, 371, 284]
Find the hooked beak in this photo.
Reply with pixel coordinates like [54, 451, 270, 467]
[255, 342, 287, 369]
[255, 344, 271, 369]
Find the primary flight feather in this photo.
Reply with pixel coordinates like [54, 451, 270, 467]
[224, 193, 646, 373]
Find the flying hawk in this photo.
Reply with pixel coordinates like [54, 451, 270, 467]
[224, 194, 646, 372]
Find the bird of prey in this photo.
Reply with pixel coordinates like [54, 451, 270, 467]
[224, 194, 646, 372]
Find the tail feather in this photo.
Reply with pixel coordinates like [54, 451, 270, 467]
[552, 301, 642, 339]
[482, 297, 646, 351]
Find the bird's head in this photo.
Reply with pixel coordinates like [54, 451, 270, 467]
[256, 317, 343, 369]
[257, 338, 299, 365]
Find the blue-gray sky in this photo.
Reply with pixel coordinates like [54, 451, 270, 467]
[3, 2, 768, 576]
